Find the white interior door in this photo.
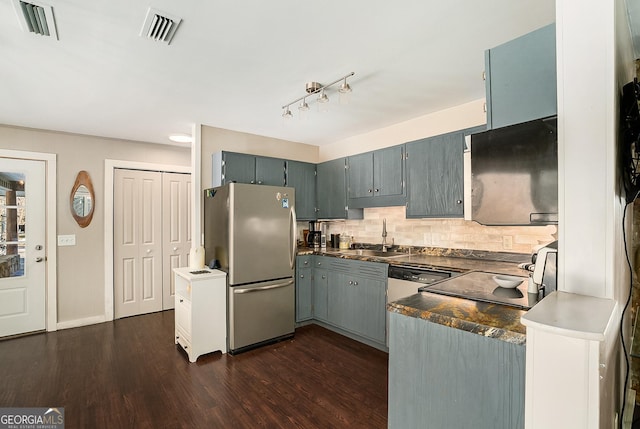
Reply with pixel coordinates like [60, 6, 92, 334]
[162, 172, 192, 310]
[0, 158, 46, 337]
[114, 169, 163, 318]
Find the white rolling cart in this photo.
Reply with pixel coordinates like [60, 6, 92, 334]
[173, 267, 227, 362]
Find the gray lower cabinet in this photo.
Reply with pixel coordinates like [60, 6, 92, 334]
[286, 160, 316, 221]
[405, 131, 464, 218]
[326, 258, 387, 345]
[388, 312, 525, 429]
[485, 23, 556, 129]
[316, 158, 363, 220]
[294, 255, 387, 347]
[295, 255, 313, 322]
[313, 256, 329, 322]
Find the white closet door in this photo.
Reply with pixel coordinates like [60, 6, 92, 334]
[114, 169, 163, 318]
[162, 172, 192, 310]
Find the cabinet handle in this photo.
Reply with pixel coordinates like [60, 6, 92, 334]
[354, 281, 358, 286]
[173, 247, 178, 251]
[349, 280, 353, 285]
[317, 262, 322, 266]
[456, 200, 462, 204]
[368, 189, 372, 193]
[374, 189, 379, 193]
[322, 275, 326, 279]
[250, 180, 255, 184]
[258, 181, 263, 184]
[304, 261, 308, 265]
[179, 299, 184, 303]
[300, 274, 304, 278]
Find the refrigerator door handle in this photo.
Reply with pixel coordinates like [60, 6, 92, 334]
[233, 280, 294, 294]
[289, 206, 297, 269]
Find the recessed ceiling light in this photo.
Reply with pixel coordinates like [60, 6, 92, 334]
[169, 134, 192, 143]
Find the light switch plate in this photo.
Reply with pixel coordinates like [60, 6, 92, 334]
[57, 234, 76, 246]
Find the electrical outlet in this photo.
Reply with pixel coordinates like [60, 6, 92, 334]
[502, 236, 513, 250]
[57, 234, 76, 246]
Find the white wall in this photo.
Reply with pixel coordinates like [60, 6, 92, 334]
[0, 124, 191, 324]
[319, 99, 486, 161]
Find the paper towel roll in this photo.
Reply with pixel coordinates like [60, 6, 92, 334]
[189, 246, 205, 269]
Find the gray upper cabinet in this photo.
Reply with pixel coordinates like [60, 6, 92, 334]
[485, 23, 556, 129]
[347, 146, 405, 208]
[212, 151, 285, 187]
[286, 160, 317, 221]
[255, 156, 286, 186]
[406, 131, 464, 218]
[317, 158, 363, 220]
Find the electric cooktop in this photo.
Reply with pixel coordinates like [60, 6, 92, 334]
[419, 271, 539, 310]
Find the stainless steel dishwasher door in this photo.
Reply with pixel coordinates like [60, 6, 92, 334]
[228, 278, 295, 353]
[386, 277, 422, 347]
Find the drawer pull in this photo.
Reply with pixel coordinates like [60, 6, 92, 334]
[179, 299, 184, 303]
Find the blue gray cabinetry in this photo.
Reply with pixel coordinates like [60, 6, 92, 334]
[313, 256, 329, 322]
[212, 151, 285, 187]
[316, 158, 363, 220]
[405, 131, 464, 218]
[294, 254, 387, 348]
[327, 258, 387, 344]
[295, 255, 313, 322]
[286, 160, 317, 221]
[347, 146, 405, 208]
[485, 23, 556, 129]
[388, 311, 525, 429]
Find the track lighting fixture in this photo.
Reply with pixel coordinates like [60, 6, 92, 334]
[281, 72, 354, 119]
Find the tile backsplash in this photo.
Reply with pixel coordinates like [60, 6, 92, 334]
[300, 206, 557, 254]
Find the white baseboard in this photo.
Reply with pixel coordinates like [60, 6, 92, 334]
[56, 315, 107, 330]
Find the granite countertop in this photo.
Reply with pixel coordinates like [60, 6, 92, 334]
[298, 245, 530, 344]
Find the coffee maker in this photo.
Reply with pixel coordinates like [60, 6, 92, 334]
[308, 222, 321, 249]
[523, 241, 558, 296]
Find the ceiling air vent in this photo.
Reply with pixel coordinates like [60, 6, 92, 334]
[140, 8, 182, 45]
[11, 0, 58, 39]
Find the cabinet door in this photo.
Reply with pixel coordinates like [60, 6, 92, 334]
[347, 152, 374, 199]
[406, 132, 464, 218]
[296, 266, 312, 322]
[373, 146, 404, 197]
[286, 161, 317, 220]
[223, 152, 255, 184]
[313, 266, 328, 322]
[255, 156, 285, 186]
[353, 277, 386, 343]
[316, 158, 347, 219]
[485, 23, 556, 129]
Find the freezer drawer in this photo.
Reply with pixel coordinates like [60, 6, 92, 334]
[228, 278, 295, 353]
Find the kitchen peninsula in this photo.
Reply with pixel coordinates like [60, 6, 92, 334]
[296, 245, 532, 429]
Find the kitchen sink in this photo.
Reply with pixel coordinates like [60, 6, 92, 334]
[334, 249, 407, 258]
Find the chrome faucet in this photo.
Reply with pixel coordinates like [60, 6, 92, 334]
[382, 218, 388, 252]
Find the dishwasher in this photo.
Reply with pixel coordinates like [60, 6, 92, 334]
[386, 265, 457, 346]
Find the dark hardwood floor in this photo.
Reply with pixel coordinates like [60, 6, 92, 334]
[0, 311, 388, 428]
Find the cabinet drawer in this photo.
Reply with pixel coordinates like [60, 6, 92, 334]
[175, 295, 192, 335]
[176, 326, 192, 352]
[328, 258, 388, 281]
[296, 255, 312, 268]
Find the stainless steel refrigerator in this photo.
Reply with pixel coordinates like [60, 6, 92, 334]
[204, 183, 297, 354]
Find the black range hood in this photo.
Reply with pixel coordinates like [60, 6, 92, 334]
[470, 117, 558, 226]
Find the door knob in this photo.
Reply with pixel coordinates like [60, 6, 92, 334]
[35, 257, 44, 262]
[35, 245, 43, 250]
[146, 249, 152, 253]
[173, 247, 178, 251]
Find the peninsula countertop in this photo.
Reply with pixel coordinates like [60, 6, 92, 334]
[298, 246, 531, 345]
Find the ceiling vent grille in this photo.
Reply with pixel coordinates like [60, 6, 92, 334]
[140, 8, 181, 45]
[11, 0, 58, 39]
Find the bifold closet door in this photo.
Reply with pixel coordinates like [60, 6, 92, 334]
[114, 169, 163, 319]
[162, 172, 191, 310]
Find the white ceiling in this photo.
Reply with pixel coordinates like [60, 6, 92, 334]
[0, 0, 568, 147]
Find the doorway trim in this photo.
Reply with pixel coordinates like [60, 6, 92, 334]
[104, 159, 191, 321]
[0, 149, 57, 332]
